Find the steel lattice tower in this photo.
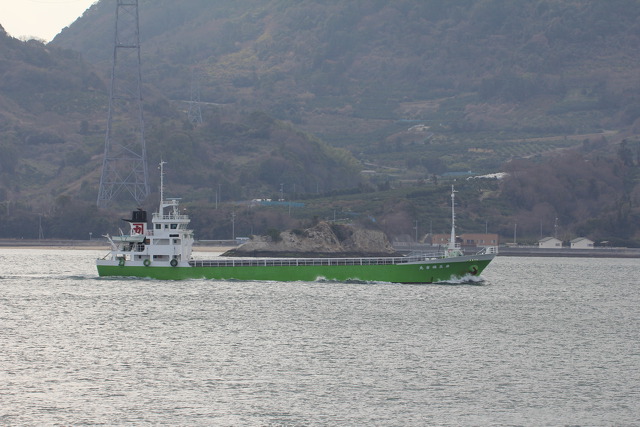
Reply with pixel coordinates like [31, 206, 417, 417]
[188, 69, 203, 125]
[97, 0, 149, 207]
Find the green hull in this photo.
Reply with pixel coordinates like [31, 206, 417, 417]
[96, 255, 493, 283]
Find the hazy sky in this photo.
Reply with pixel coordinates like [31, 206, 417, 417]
[1, 0, 97, 42]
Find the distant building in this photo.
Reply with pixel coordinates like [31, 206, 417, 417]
[571, 237, 594, 249]
[431, 234, 451, 246]
[539, 237, 562, 248]
[431, 233, 499, 248]
[460, 233, 499, 248]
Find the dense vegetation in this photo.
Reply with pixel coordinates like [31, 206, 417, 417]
[53, 0, 640, 190]
[0, 23, 362, 238]
[54, 1, 640, 139]
[2, 0, 640, 244]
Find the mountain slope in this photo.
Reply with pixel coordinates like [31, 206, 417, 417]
[0, 24, 107, 203]
[4, 1, 640, 243]
[53, 2, 640, 118]
[0, 23, 363, 238]
[51, 0, 640, 178]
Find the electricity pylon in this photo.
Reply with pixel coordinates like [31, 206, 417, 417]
[97, 0, 149, 207]
[188, 69, 203, 125]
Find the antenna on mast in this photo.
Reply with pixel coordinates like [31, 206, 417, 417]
[449, 184, 457, 250]
[159, 160, 166, 212]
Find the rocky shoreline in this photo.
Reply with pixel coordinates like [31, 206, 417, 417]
[223, 222, 401, 258]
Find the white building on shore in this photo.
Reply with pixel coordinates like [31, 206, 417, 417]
[571, 237, 594, 249]
[538, 237, 562, 248]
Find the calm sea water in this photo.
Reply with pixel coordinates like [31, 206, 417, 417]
[0, 248, 638, 426]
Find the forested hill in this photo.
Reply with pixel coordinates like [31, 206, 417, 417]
[0, 22, 362, 238]
[52, 0, 640, 245]
[53, 0, 640, 134]
[0, 23, 106, 198]
[3, 1, 640, 242]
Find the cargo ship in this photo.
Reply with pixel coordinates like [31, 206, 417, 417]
[96, 164, 496, 283]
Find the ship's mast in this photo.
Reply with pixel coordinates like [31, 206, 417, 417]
[159, 160, 166, 215]
[449, 185, 457, 250]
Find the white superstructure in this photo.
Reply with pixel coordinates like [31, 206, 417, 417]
[97, 162, 194, 268]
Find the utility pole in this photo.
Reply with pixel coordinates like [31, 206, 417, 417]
[38, 214, 44, 240]
[231, 211, 236, 240]
[97, 0, 149, 207]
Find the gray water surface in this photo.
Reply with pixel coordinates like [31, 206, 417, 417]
[1, 249, 638, 425]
